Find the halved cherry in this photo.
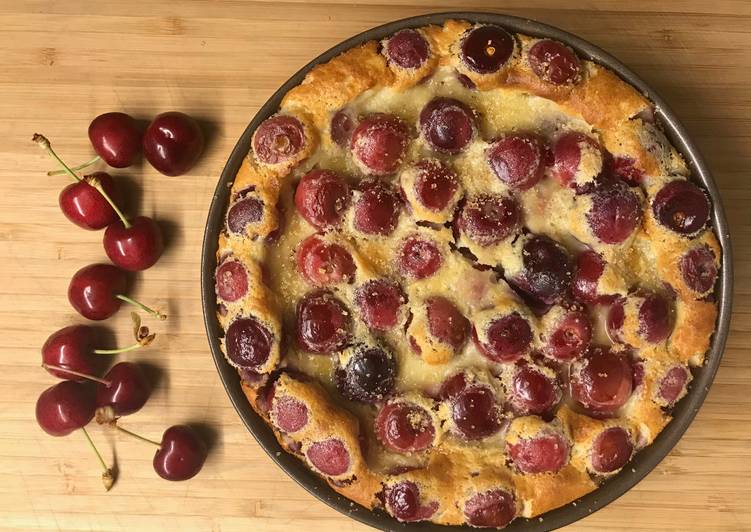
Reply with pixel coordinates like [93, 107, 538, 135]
[658, 365, 691, 406]
[296, 234, 356, 286]
[252, 115, 305, 165]
[307, 439, 350, 476]
[215, 259, 249, 302]
[272, 395, 309, 433]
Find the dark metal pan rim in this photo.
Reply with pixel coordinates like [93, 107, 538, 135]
[201, 11, 733, 531]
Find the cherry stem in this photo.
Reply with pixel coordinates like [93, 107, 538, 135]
[32, 134, 131, 229]
[82, 426, 115, 491]
[42, 363, 111, 385]
[82, 426, 109, 472]
[115, 294, 167, 320]
[48, 155, 101, 176]
[94, 342, 146, 355]
[114, 425, 161, 447]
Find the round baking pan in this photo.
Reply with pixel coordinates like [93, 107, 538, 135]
[201, 12, 733, 531]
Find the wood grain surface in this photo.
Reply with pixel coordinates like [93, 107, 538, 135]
[0, 1, 749, 530]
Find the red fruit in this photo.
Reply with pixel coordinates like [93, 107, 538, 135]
[307, 439, 350, 476]
[658, 366, 690, 405]
[456, 194, 521, 247]
[88, 112, 142, 168]
[510, 365, 561, 416]
[95, 362, 150, 417]
[474, 313, 533, 363]
[330, 110, 356, 147]
[571, 249, 615, 304]
[351, 113, 409, 176]
[334, 344, 396, 404]
[153, 425, 207, 481]
[528, 39, 581, 85]
[253, 115, 306, 165]
[103, 216, 164, 271]
[425, 296, 469, 349]
[36, 381, 95, 437]
[272, 395, 309, 433]
[638, 293, 672, 343]
[397, 236, 443, 279]
[294, 169, 350, 229]
[215, 259, 249, 302]
[41, 325, 100, 380]
[375, 400, 435, 453]
[460, 25, 514, 74]
[296, 290, 351, 353]
[227, 195, 264, 235]
[464, 489, 516, 528]
[143, 112, 204, 176]
[591, 427, 633, 473]
[552, 132, 600, 187]
[353, 179, 401, 236]
[508, 431, 569, 473]
[419, 97, 475, 154]
[450, 385, 501, 440]
[586, 178, 642, 244]
[225, 316, 274, 369]
[296, 235, 356, 286]
[513, 234, 573, 305]
[652, 180, 710, 236]
[571, 346, 634, 417]
[410, 159, 459, 212]
[384, 29, 429, 69]
[354, 279, 405, 331]
[680, 245, 718, 294]
[59, 172, 121, 230]
[68, 263, 127, 320]
[385, 481, 438, 522]
[487, 134, 546, 190]
[545, 311, 592, 361]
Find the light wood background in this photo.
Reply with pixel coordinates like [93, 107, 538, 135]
[0, 1, 749, 530]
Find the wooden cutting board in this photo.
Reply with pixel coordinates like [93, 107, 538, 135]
[0, 1, 749, 530]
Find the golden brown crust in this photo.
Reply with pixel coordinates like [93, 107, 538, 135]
[216, 19, 722, 528]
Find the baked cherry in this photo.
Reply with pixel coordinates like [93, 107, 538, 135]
[591, 427, 633, 474]
[296, 235, 356, 286]
[680, 245, 718, 294]
[36, 380, 95, 436]
[464, 489, 516, 528]
[152, 425, 207, 480]
[571, 346, 633, 417]
[425, 296, 469, 350]
[609, 156, 645, 186]
[335, 344, 396, 403]
[397, 236, 443, 279]
[552, 132, 601, 187]
[409, 159, 459, 212]
[528, 39, 581, 85]
[450, 385, 502, 440]
[307, 439, 350, 476]
[571, 249, 615, 304]
[330, 109, 356, 147]
[104, 215, 164, 271]
[439, 372, 469, 400]
[545, 310, 592, 361]
[508, 431, 569, 473]
[456, 194, 521, 247]
[460, 25, 514, 74]
[586, 178, 642, 244]
[272, 395, 309, 433]
[652, 180, 710, 236]
[384, 29, 429, 69]
[606, 298, 626, 343]
[354, 279, 405, 331]
[385, 481, 438, 522]
[68, 263, 165, 321]
[59, 172, 121, 230]
[227, 195, 264, 235]
[658, 366, 690, 405]
[607, 293, 672, 344]
[253, 114, 305, 165]
[375, 399, 435, 453]
[294, 169, 350, 229]
[95, 362, 150, 421]
[88, 112, 142, 168]
[297, 290, 351, 353]
[487, 134, 546, 190]
[353, 179, 401, 235]
[474, 313, 533, 363]
[225, 316, 274, 368]
[42, 323, 153, 381]
[510, 365, 561, 416]
[143, 112, 204, 176]
[350, 113, 409, 175]
[514, 235, 573, 305]
[215, 259, 249, 301]
[419, 97, 475, 154]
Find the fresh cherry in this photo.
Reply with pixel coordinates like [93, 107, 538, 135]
[143, 112, 204, 176]
[68, 263, 165, 321]
[103, 215, 164, 271]
[36, 380, 95, 436]
[59, 172, 121, 230]
[88, 112, 142, 168]
[95, 362, 150, 420]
